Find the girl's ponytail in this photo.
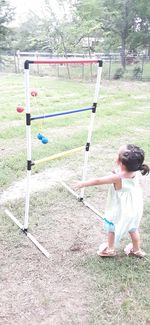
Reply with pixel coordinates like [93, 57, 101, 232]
[140, 164, 149, 175]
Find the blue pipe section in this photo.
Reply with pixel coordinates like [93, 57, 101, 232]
[30, 107, 92, 121]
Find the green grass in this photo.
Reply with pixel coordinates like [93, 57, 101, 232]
[0, 74, 150, 187]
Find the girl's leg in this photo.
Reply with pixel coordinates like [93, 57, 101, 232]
[108, 231, 115, 250]
[129, 230, 140, 252]
[97, 231, 116, 256]
[124, 230, 146, 257]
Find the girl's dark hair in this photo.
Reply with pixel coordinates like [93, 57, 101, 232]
[119, 144, 149, 175]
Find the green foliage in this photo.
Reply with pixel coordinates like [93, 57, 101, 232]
[7, 0, 150, 60]
[12, 12, 47, 51]
[132, 66, 142, 80]
[0, 0, 15, 50]
[130, 0, 150, 49]
[113, 67, 124, 79]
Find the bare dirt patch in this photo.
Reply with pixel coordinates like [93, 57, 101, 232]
[0, 164, 105, 325]
[0, 167, 74, 204]
[0, 120, 24, 131]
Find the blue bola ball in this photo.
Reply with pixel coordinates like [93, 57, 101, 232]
[42, 137, 48, 144]
[37, 133, 43, 140]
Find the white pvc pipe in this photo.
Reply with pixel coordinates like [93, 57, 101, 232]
[61, 181, 79, 199]
[80, 64, 102, 199]
[25, 69, 30, 114]
[24, 170, 31, 230]
[83, 201, 104, 219]
[80, 150, 89, 199]
[27, 232, 49, 258]
[5, 209, 24, 229]
[26, 126, 32, 161]
[24, 68, 31, 230]
[93, 64, 103, 103]
[5, 209, 49, 258]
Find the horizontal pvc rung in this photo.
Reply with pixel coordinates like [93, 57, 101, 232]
[27, 59, 100, 65]
[33, 146, 84, 165]
[31, 107, 92, 121]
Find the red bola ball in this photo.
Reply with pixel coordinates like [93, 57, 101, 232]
[16, 106, 24, 113]
[31, 90, 38, 97]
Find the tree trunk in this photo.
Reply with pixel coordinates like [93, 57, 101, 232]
[60, 32, 71, 79]
[120, 37, 126, 69]
[120, 0, 129, 70]
[148, 46, 150, 58]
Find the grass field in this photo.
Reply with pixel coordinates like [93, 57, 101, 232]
[0, 72, 150, 325]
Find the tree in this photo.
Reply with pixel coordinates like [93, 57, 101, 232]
[13, 12, 47, 51]
[13, 0, 80, 54]
[129, 0, 150, 54]
[102, 0, 135, 68]
[42, 0, 79, 54]
[0, 0, 15, 50]
[74, 0, 103, 55]
[73, 0, 150, 68]
[9, 0, 150, 66]
[74, 0, 135, 67]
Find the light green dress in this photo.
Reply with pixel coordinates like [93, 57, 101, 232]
[104, 172, 143, 245]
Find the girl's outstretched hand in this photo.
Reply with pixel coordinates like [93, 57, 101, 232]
[72, 180, 83, 190]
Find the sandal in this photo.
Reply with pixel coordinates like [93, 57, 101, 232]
[124, 243, 146, 258]
[97, 243, 117, 257]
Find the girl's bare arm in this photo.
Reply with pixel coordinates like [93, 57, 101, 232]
[73, 174, 120, 189]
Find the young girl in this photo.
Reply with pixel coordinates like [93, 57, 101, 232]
[74, 144, 149, 258]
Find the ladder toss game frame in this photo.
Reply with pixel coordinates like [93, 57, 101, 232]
[5, 58, 103, 257]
